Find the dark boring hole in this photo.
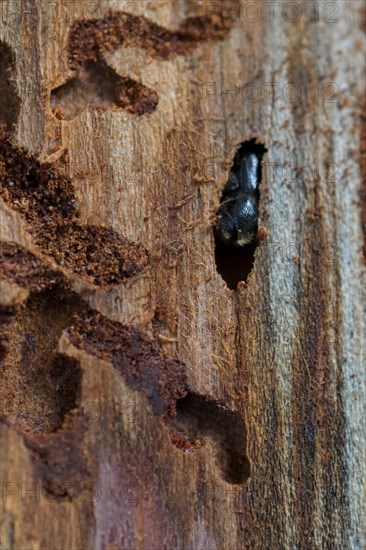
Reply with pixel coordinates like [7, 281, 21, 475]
[0, 41, 21, 131]
[172, 392, 250, 485]
[214, 139, 267, 290]
[215, 242, 258, 291]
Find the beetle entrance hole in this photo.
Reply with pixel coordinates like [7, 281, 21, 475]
[214, 139, 267, 289]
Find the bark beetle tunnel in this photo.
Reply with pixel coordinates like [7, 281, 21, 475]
[214, 139, 267, 289]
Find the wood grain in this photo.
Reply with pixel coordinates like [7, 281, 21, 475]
[1, 1, 365, 549]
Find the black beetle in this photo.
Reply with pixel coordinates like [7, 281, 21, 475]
[215, 149, 261, 247]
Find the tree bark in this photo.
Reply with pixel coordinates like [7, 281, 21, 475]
[0, 1, 365, 549]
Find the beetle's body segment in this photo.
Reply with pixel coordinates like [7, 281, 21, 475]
[215, 152, 260, 247]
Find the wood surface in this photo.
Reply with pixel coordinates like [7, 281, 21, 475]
[0, 1, 365, 549]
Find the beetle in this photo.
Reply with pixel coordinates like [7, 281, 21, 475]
[215, 150, 260, 247]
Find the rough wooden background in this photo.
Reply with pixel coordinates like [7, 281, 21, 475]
[0, 1, 365, 549]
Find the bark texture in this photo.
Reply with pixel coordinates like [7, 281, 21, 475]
[0, 1, 365, 549]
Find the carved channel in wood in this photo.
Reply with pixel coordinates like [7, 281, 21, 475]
[51, 10, 234, 119]
[51, 60, 158, 120]
[1, 243, 249, 488]
[0, 134, 147, 285]
[0, 245, 86, 433]
[171, 392, 250, 485]
[0, 8, 250, 498]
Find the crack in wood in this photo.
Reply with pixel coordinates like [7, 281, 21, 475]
[0, 41, 20, 132]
